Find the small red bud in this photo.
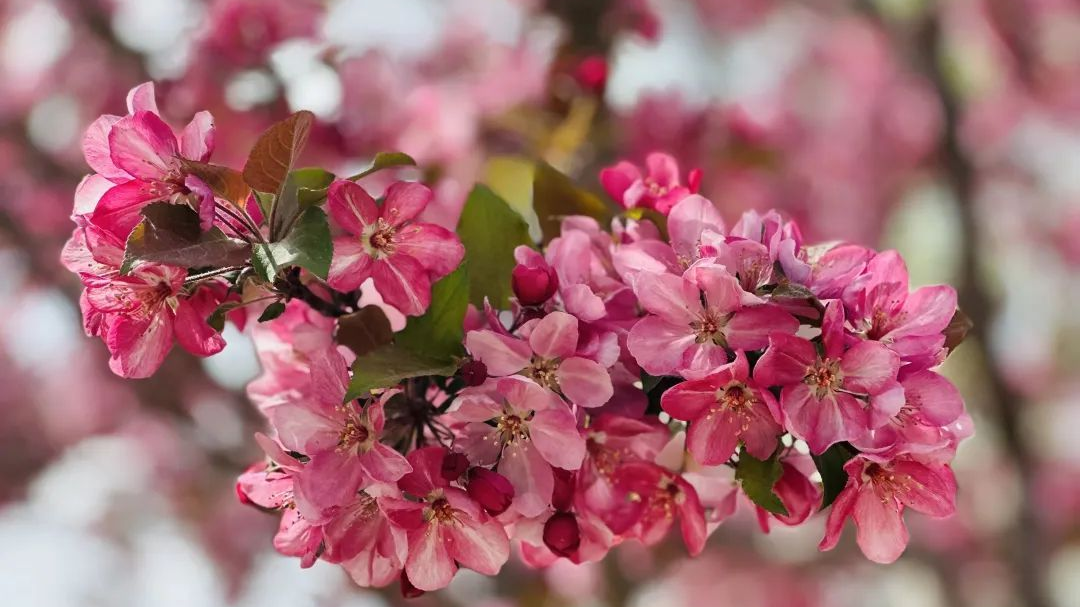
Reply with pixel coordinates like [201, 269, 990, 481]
[467, 467, 515, 516]
[574, 55, 608, 95]
[512, 263, 559, 306]
[459, 359, 488, 387]
[441, 452, 470, 483]
[543, 511, 581, 557]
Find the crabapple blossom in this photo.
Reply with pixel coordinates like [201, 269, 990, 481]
[600, 152, 701, 214]
[327, 179, 464, 316]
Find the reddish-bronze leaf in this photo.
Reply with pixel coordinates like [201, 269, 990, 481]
[180, 160, 250, 205]
[336, 305, 394, 357]
[242, 110, 314, 194]
[944, 308, 974, 353]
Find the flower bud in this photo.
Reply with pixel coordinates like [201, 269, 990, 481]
[440, 452, 470, 483]
[543, 511, 581, 557]
[512, 263, 559, 306]
[459, 359, 488, 387]
[551, 468, 575, 512]
[574, 55, 608, 95]
[467, 468, 515, 515]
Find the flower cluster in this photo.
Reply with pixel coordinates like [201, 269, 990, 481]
[64, 90, 971, 595]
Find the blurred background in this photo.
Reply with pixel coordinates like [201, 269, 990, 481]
[0, 0, 1077, 605]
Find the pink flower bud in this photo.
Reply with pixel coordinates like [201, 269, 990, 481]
[512, 263, 559, 306]
[467, 468, 515, 515]
[543, 511, 581, 557]
[574, 55, 608, 95]
[441, 452, 470, 483]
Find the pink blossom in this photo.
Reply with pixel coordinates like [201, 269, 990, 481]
[819, 455, 957, 563]
[84, 83, 216, 239]
[853, 368, 966, 458]
[754, 456, 822, 531]
[627, 263, 799, 379]
[661, 351, 782, 464]
[605, 462, 708, 556]
[265, 349, 411, 519]
[842, 250, 957, 363]
[380, 447, 510, 591]
[326, 180, 464, 316]
[465, 311, 614, 408]
[62, 226, 226, 378]
[754, 301, 902, 454]
[449, 377, 585, 516]
[600, 152, 700, 214]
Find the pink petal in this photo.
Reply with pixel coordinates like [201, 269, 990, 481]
[645, 152, 681, 185]
[405, 524, 456, 591]
[818, 480, 858, 552]
[686, 409, 740, 465]
[633, 271, 699, 323]
[126, 82, 160, 114]
[382, 181, 432, 226]
[328, 238, 374, 292]
[667, 194, 724, 255]
[180, 111, 215, 162]
[371, 255, 432, 316]
[561, 284, 606, 322]
[627, 317, 697, 376]
[725, 305, 799, 351]
[902, 370, 964, 426]
[72, 174, 115, 221]
[447, 516, 510, 575]
[294, 451, 366, 520]
[360, 442, 413, 484]
[328, 180, 379, 235]
[556, 356, 613, 408]
[689, 264, 743, 313]
[612, 241, 681, 279]
[173, 289, 226, 357]
[841, 341, 900, 394]
[465, 330, 531, 376]
[852, 486, 908, 564]
[309, 348, 349, 410]
[92, 180, 176, 239]
[892, 460, 956, 517]
[393, 223, 464, 277]
[528, 311, 579, 359]
[263, 402, 339, 454]
[599, 161, 640, 203]
[783, 386, 867, 454]
[753, 334, 817, 387]
[893, 285, 957, 339]
[106, 312, 174, 378]
[398, 447, 450, 496]
[530, 405, 586, 470]
[499, 441, 554, 517]
[83, 114, 126, 181]
[108, 111, 179, 180]
[676, 479, 708, 556]
[661, 377, 718, 421]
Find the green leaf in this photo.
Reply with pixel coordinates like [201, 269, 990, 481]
[345, 265, 469, 400]
[532, 162, 614, 244]
[336, 306, 394, 357]
[207, 301, 244, 332]
[257, 301, 287, 322]
[123, 203, 250, 273]
[350, 152, 417, 181]
[456, 185, 533, 307]
[812, 442, 856, 510]
[346, 348, 461, 400]
[735, 449, 789, 516]
[395, 264, 469, 356]
[252, 207, 332, 281]
[288, 167, 336, 208]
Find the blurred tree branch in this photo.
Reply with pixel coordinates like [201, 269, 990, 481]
[858, 2, 1053, 606]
